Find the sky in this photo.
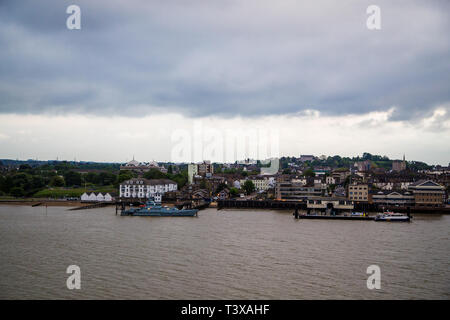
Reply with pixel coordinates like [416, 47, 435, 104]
[0, 0, 449, 165]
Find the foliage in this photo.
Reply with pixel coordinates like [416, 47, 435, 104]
[49, 176, 65, 187]
[229, 187, 239, 197]
[303, 168, 315, 177]
[243, 180, 255, 195]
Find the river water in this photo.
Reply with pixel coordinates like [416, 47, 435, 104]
[0, 205, 448, 299]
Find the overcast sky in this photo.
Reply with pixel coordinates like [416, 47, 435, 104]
[0, 0, 449, 164]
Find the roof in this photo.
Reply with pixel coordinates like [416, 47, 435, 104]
[409, 180, 443, 187]
[121, 178, 177, 185]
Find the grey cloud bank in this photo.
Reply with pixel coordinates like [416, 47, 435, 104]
[0, 0, 450, 121]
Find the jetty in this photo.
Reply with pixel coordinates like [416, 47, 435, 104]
[297, 214, 374, 221]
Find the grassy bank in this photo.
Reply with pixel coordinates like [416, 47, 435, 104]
[32, 186, 116, 198]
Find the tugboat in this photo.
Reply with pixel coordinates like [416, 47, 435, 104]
[374, 211, 411, 222]
[121, 199, 198, 217]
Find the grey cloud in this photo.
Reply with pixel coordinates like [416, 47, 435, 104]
[0, 0, 449, 120]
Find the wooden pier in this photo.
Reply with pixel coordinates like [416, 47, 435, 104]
[297, 214, 374, 221]
[218, 199, 306, 210]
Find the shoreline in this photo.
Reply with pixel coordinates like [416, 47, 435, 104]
[0, 199, 113, 207]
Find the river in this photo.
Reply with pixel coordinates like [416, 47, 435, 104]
[0, 205, 448, 299]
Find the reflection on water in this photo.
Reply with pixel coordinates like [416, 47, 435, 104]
[0, 205, 448, 299]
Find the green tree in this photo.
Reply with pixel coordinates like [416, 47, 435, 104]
[215, 182, 227, 194]
[243, 180, 255, 195]
[143, 168, 166, 180]
[10, 186, 24, 197]
[303, 168, 315, 177]
[116, 171, 134, 185]
[84, 172, 99, 184]
[64, 171, 82, 187]
[50, 176, 65, 187]
[229, 187, 239, 197]
[97, 172, 116, 185]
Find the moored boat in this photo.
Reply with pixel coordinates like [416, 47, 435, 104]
[374, 211, 411, 222]
[121, 199, 198, 217]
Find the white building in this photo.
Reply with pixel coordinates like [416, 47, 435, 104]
[119, 178, 177, 202]
[120, 157, 167, 173]
[87, 193, 97, 201]
[188, 163, 198, 184]
[240, 177, 272, 191]
[96, 193, 105, 202]
[104, 193, 113, 202]
[81, 192, 89, 202]
[326, 176, 336, 185]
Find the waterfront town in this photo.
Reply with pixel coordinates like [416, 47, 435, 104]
[0, 153, 449, 213]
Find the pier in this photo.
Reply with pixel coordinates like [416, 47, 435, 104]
[297, 214, 374, 221]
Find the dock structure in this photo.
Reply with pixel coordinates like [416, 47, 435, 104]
[68, 202, 110, 211]
[218, 199, 307, 210]
[297, 214, 374, 221]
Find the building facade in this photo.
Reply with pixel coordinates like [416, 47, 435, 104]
[275, 182, 323, 201]
[408, 180, 445, 207]
[348, 183, 369, 202]
[370, 191, 415, 207]
[119, 178, 177, 202]
[120, 158, 167, 174]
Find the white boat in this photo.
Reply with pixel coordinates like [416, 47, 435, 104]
[351, 212, 366, 216]
[375, 211, 411, 222]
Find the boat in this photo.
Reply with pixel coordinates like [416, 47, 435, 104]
[350, 212, 367, 217]
[121, 199, 198, 217]
[374, 211, 411, 222]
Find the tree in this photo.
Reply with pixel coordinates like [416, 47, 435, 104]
[303, 168, 315, 177]
[97, 172, 116, 185]
[167, 165, 173, 174]
[116, 171, 134, 185]
[50, 176, 65, 187]
[282, 168, 291, 174]
[10, 187, 24, 197]
[243, 180, 255, 195]
[84, 172, 99, 184]
[229, 187, 239, 197]
[64, 171, 82, 187]
[143, 168, 166, 180]
[215, 183, 227, 194]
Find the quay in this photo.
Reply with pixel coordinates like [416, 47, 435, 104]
[297, 214, 374, 221]
[218, 199, 307, 210]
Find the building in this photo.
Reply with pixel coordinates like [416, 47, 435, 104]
[188, 161, 214, 184]
[307, 196, 354, 212]
[370, 190, 415, 207]
[240, 176, 274, 192]
[217, 189, 230, 200]
[119, 178, 177, 203]
[326, 176, 336, 185]
[275, 182, 323, 201]
[188, 163, 198, 184]
[331, 169, 351, 184]
[120, 157, 167, 174]
[198, 160, 214, 177]
[299, 155, 315, 162]
[80, 192, 89, 202]
[104, 193, 113, 202]
[354, 160, 371, 172]
[408, 180, 445, 207]
[348, 183, 369, 202]
[392, 155, 406, 172]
